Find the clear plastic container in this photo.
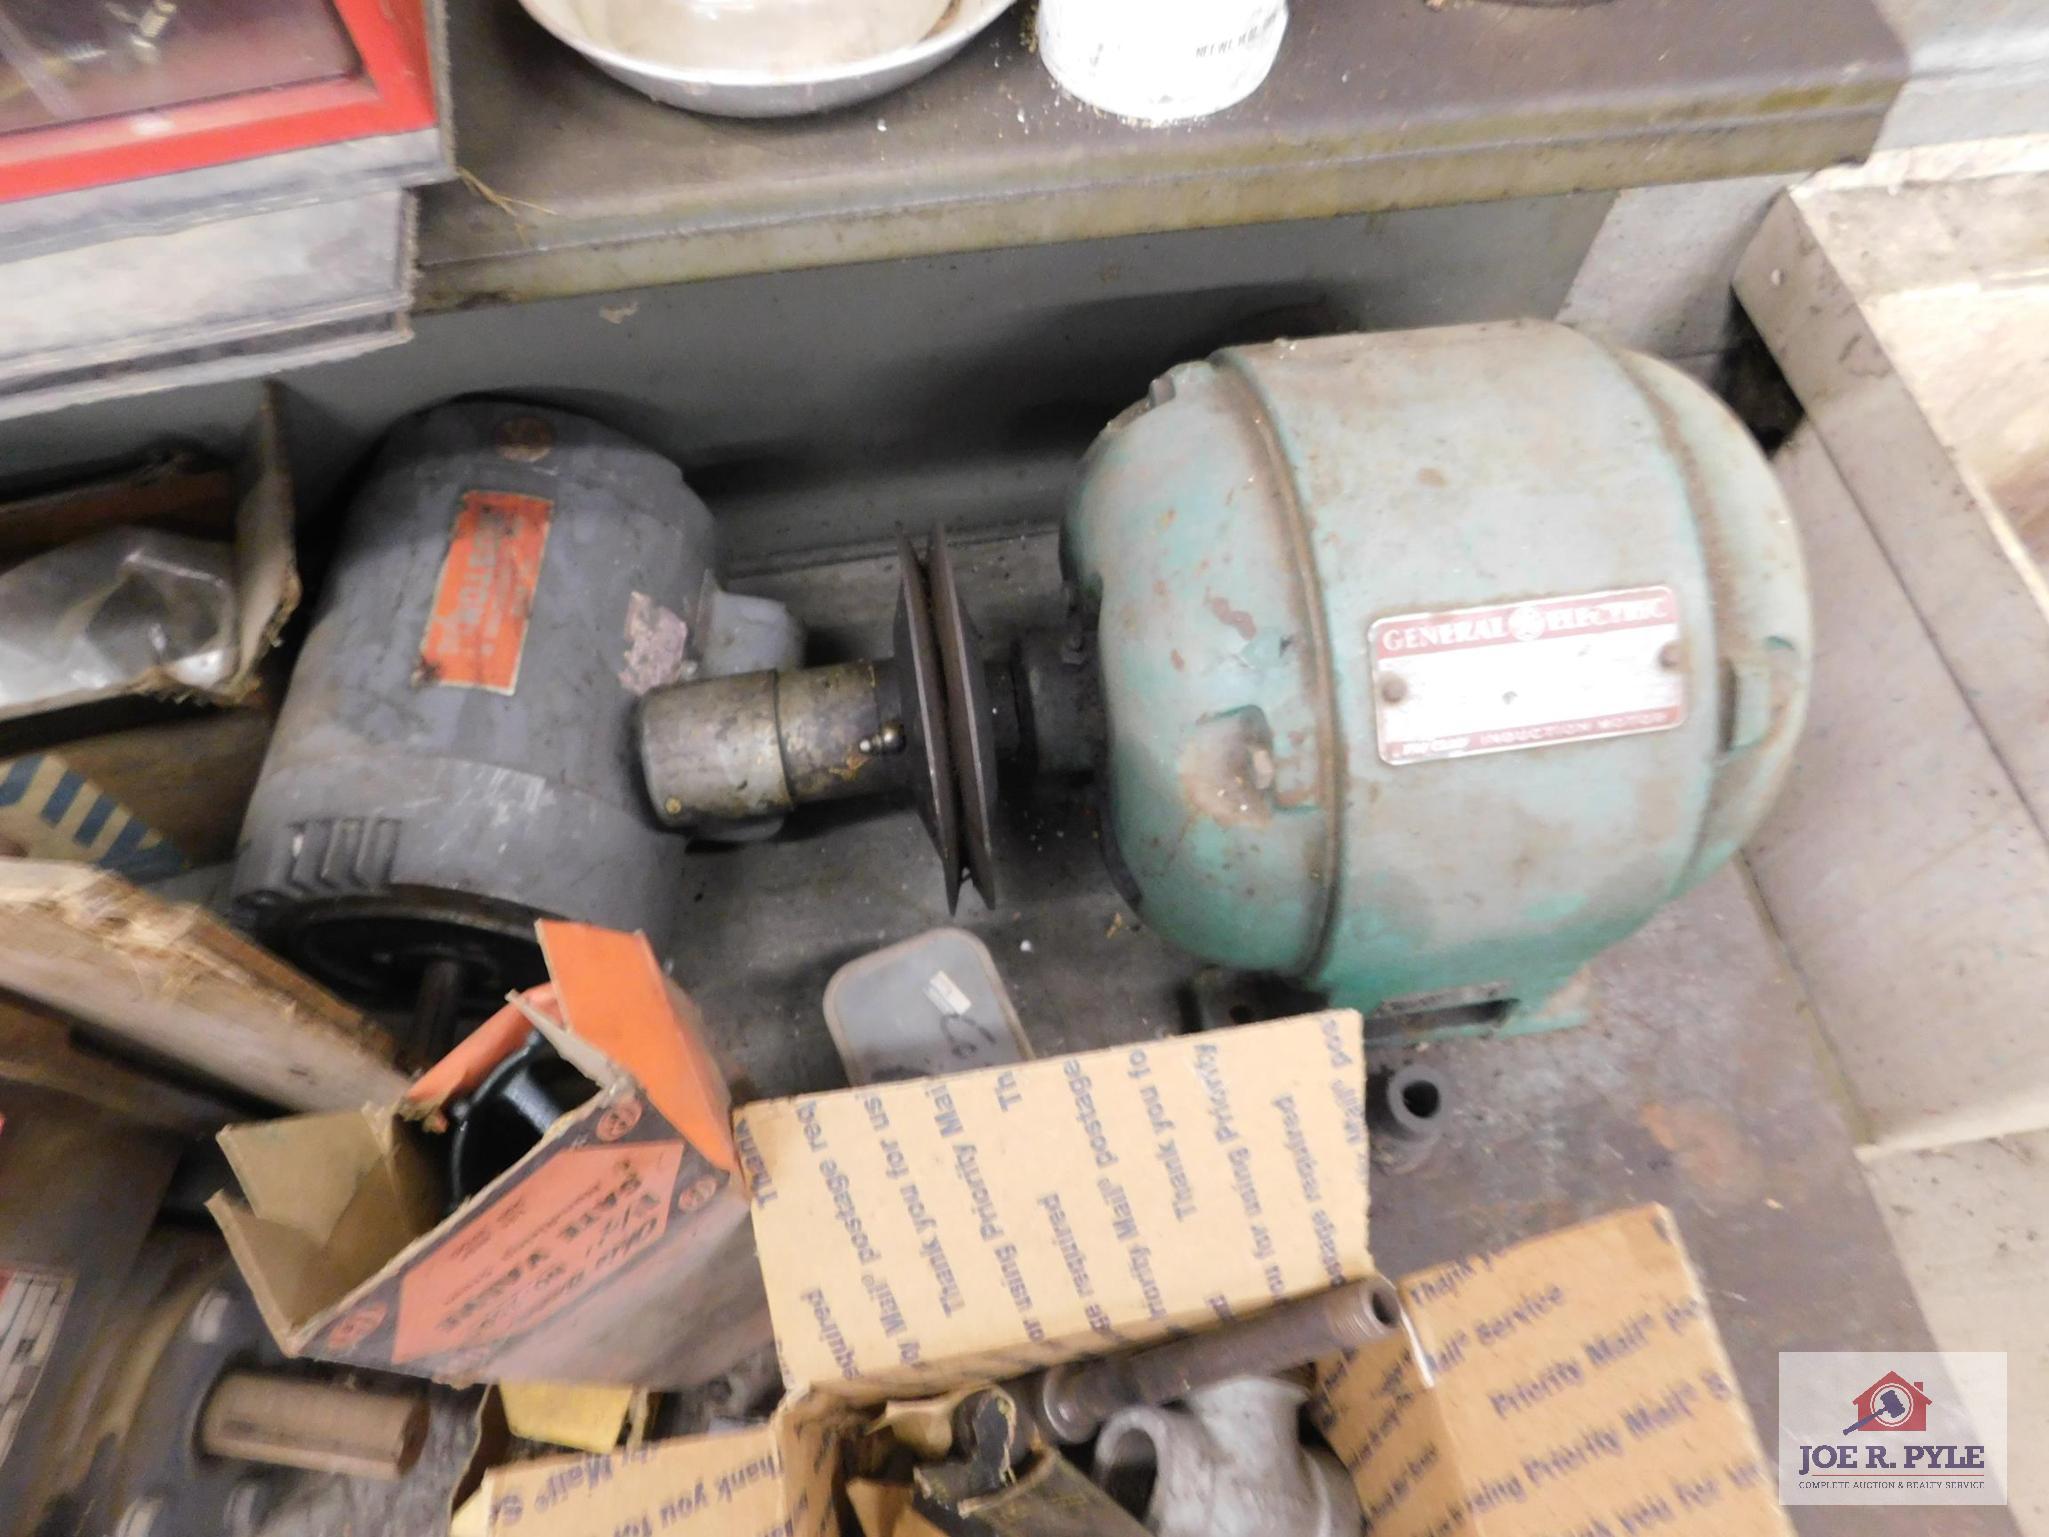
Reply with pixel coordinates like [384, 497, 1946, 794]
[574, 0, 950, 73]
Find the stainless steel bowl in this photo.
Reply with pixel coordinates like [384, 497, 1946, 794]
[516, 0, 1020, 118]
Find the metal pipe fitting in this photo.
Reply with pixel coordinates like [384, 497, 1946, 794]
[1021, 1275, 1402, 1444]
[1094, 1377, 1361, 1537]
[1368, 1063, 1448, 1172]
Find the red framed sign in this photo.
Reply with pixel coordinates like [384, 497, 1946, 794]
[0, 0, 437, 204]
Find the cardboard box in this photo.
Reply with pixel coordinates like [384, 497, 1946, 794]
[466, 1400, 842, 1537]
[208, 922, 772, 1388]
[459, 1010, 1375, 1537]
[454, 1024, 1784, 1537]
[1313, 1205, 1790, 1537]
[737, 1010, 1375, 1400]
[0, 704, 274, 877]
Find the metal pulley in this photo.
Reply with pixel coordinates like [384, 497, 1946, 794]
[640, 530, 1096, 912]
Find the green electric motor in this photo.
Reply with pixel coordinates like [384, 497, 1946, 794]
[1064, 320, 1810, 1029]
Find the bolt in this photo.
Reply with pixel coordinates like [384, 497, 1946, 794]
[876, 722, 904, 752]
[1658, 641, 1682, 671]
[663, 797, 683, 817]
[187, 1286, 235, 1344]
[114, 1497, 165, 1537]
[1379, 674, 1408, 705]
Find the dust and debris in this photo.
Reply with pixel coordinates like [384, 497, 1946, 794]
[1639, 1101, 1764, 1206]
[457, 169, 557, 243]
[1019, 939, 1035, 953]
[600, 299, 640, 324]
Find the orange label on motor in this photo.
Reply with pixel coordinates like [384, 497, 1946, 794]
[392, 1139, 685, 1365]
[418, 491, 552, 693]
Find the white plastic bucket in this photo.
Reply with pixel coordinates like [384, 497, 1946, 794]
[1036, 0, 1288, 124]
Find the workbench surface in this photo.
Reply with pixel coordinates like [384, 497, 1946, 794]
[420, 0, 1905, 307]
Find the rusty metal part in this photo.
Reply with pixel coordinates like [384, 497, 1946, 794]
[930, 527, 1000, 907]
[1019, 1276, 1403, 1444]
[641, 660, 910, 826]
[915, 1387, 1150, 1537]
[778, 660, 899, 803]
[642, 669, 793, 823]
[200, 1371, 431, 1481]
[896, 534, 962, 913]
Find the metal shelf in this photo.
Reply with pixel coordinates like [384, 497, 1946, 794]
[417, 0, 1906, 307]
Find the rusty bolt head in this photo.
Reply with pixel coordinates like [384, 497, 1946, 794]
[1658, 641, 1682, 671]
[494, 415, 554, 462]
[1380, 674, 1408, 705]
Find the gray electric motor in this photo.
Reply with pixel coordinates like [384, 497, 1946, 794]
[231, 402, 796, 1042]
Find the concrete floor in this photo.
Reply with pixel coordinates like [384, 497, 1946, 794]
[1862, 1135, 2049, 1534]
[1557, 0, 2049, 1493]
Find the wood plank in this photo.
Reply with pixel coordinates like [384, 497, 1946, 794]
[0, 992, 242, 1133]
[0, 862, 407, 1112]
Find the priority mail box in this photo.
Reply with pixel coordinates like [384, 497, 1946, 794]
[1313, 1205, 1790, 1537]
[209, 922, 771, 1388]
[736, 1010, 1375, 1400]
[467, 1400, 841, 1537]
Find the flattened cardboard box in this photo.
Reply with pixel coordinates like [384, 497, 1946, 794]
[738, 1011, 1374, 1400]
[209, 923, 771, 1387]
[1313, 1205, 1791, 1537]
